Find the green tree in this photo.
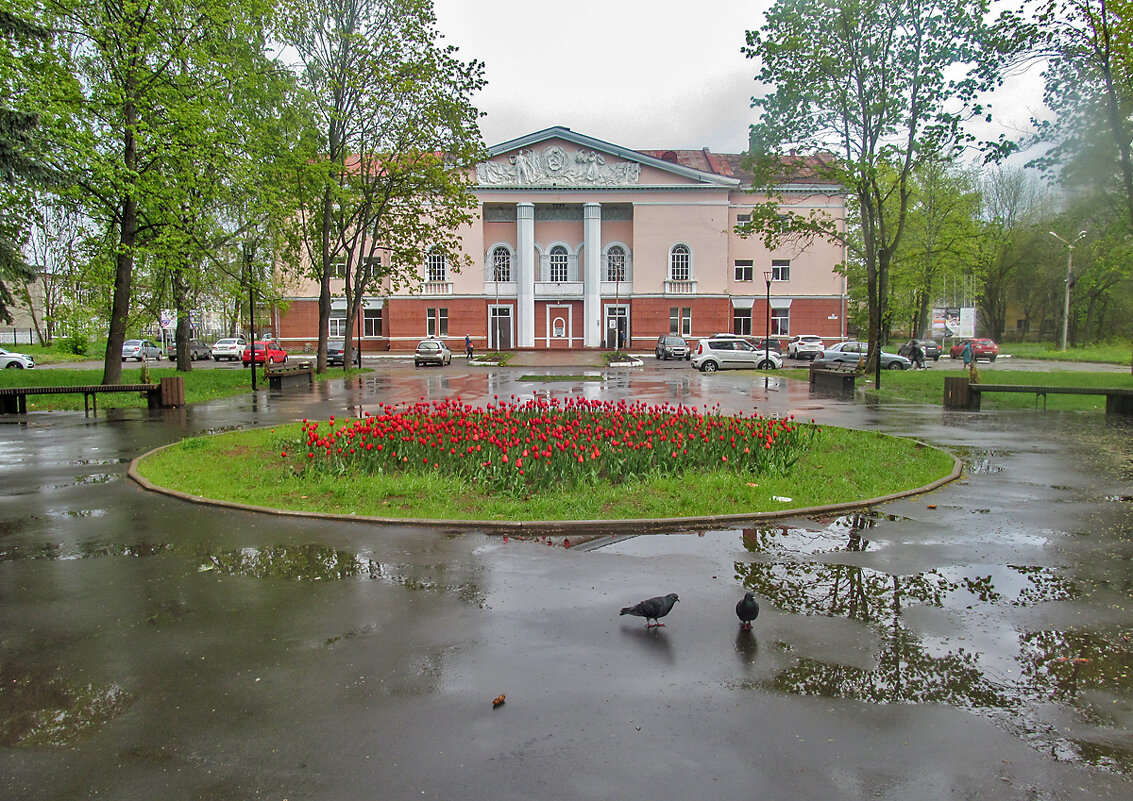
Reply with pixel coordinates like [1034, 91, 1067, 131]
[890, 161, 981, 338]
[741, 0, 1015, 385]
[0, 7, 54, 324]
[38, 0, 275, 384]
[277, 0, 485, 373]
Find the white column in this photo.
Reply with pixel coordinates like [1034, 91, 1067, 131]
[583, 202, 602, 348]
[516, 203, 535, 348]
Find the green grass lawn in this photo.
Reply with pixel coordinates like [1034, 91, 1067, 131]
[0, 366, 368, 411]
[855, 367, 1133, 411]
[136, 422, 956, 522]
[998, 340, 1133, 366]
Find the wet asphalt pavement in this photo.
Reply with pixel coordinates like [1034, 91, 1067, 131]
[1, 361, 1131, 801]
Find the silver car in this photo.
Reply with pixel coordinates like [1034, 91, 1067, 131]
[121, 339, 162, 361]
[813, 340, 911, 370]
[414, 338, 452, 367]
[691, 335, 783, 372]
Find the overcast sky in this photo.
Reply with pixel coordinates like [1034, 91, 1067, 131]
[433, 0, 1048, 157]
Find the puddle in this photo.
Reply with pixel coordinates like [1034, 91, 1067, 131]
[0, 663, 132, 747]
[0, 540, 171, 562]
[196, 544, 486, 605]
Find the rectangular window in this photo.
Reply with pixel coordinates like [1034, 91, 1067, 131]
[427, 253, 446, 283]
[426, 307, 448, 337]
[330, 259, 347, 280]
[771, 308, 789, 336]
[737, 213, 751, 223]
[772, 258, 790, 282]
[733, 309, 752, 335]
[329, 316, 347, 337]
[668, 307, 692, 336]
[364, 308, 382, 337]
[734, 259, 753, 282]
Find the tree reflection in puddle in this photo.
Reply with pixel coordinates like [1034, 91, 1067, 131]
[0, 663, 131, 747]
[734, 515, 1131, 772]
[197, 544, 486, 606]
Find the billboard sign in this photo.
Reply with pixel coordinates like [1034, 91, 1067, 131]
[932, 307, 976, 339]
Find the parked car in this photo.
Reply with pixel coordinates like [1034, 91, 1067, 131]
[121, 339, 163, 361]
[692, 335, 783, 372]
[327, 340, 346, 366]
[897, 338, 942, 362]
[655, 335, 691, 360]
[0, 347, 35, 369]
[786, 334, 824, 360]
[166, 339, 211, 361]
[415, 338, 452, 367]
[949, 338, 999, 362]
[241, 341, 288, 366]
[211, 337, 247, 361]
[813, 340, 911, 370]
[751, 337, 783, 354]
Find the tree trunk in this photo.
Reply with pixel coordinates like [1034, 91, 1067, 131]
[172, 266, 192, 371]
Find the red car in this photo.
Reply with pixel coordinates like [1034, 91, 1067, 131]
[242, 341, 288, 365]
[949, 338, 999, 362]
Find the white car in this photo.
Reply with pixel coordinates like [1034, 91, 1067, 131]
[0, 347, 35, 369]
[787, 335, 824, 360]
[691, 335, 783, 372]
[121, 339, 163, 361]
[211, 337, 247, 361]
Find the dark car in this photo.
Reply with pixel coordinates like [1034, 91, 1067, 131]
[897, 338, 941, 363]
[751, 338, 783, 354]
[166, 339, 211, 361]
[414, 338, 451, 367]
[327, 340, 346, 366]
[950, 338, 999, 362]
[655, 335, 691, 360]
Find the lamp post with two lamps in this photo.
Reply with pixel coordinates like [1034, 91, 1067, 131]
[1048, 230, 1085, 352]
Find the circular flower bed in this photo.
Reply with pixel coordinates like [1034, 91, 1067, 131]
[289, 396, 819, 497]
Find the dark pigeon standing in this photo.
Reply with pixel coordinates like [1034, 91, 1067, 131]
[620, 593, 679, 627]
[736, 592, 760, 631]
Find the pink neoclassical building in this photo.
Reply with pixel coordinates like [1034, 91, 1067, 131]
[274, 126, 847, 353]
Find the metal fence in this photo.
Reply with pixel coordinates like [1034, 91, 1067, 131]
[1, 328, 40, 345]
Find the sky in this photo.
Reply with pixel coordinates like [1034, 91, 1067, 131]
[432, 0, 1048, 157]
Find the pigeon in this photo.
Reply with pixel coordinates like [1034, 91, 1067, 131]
[736, 592, 760, 631]
[620, 593, 679, 627]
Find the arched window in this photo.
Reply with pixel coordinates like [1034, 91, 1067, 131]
[669, 244, 690, 281]
[427, 250, 447, 283]
[492, 246, 512, 282]
[606, 245, 626, 282]
[550, 245, 569, 282]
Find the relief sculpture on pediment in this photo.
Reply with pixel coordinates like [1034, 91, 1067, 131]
[476, 146, 641, 186]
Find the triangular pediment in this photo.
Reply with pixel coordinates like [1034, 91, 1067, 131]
[478, 126, 739, 189]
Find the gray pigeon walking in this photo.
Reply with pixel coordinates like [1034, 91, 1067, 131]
[736, 592, 760, 631]
[620, 593, 679, 627]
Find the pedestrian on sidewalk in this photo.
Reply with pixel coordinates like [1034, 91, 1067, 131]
[465, 333, 473, 360]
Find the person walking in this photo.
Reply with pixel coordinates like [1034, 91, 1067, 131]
[465, 333, 473, 360]
[960, 339, 973, 371]
[910, 340, 925, 370]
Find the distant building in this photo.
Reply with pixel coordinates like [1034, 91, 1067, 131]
[275, 126, 848, 352]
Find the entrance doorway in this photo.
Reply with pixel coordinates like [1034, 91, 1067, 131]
[489, 305, 513, 349]
[604, 304, 629, 349]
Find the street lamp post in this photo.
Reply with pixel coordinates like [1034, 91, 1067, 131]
[244, 241, 257, 392]
[763, 269, 773, 367]
[1049, 230, 1086, 352]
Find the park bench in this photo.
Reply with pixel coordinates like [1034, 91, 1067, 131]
[0, 376, 185, 416]
[944, 377, 1133, 415]
[808, 364, 857, 398]
[265, 361, 314, 390]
